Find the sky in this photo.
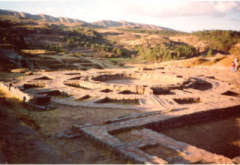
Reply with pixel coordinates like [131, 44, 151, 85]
[0, 0, 240, 32]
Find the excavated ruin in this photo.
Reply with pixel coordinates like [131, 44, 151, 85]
[2, 66, 240, 164]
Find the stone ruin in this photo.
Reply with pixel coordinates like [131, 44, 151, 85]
[72, 104, 240, 164]
[0, 82, 51, 110]
[6, 67, 240, 164]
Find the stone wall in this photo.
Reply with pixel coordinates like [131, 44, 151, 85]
[75, 105, 240, 164]
[91, 72, 139, 82]
[91, 73, 126, 81]
[0, 82, 32, 102]
[65, 80, 150, 95]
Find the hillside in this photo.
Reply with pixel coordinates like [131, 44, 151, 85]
[0, 9, 90, 26]
[0, 9, 173, 31]
[0, 8, 240, 70]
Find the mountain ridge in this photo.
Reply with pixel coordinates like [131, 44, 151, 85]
[0, 9, 174, 31]
[0, 9, 90, 26]
[92, 20, 174, 31]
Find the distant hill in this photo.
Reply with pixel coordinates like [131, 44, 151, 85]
[0, 9, 90, 26]
[0, 9, 174, 31]
[1, 8, 239, 65]
[92, 20, 174, 31]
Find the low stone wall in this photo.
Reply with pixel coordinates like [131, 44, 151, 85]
[64, 72, 198, 96]
[65, 80, 150, 95]
[0, 82, 32, 102]
[91, 73, 126, 81]
[23, 81, 46, 89]
[91, 72, 138, 81]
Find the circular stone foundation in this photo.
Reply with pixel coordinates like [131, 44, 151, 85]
[92, 72, 186, 86]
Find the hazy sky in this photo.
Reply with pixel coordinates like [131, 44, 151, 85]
[0, 0, 240, 32]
